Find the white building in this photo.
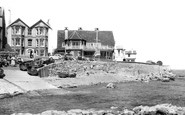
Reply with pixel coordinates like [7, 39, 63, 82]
[114, 45, 137, 62]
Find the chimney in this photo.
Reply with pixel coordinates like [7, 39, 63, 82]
[8, 9, 11, 25]
[95, 28, 99, 31]
[78, 27, 82, 31]
[95, 28, 99, 43]
[64, 27, 68, 40]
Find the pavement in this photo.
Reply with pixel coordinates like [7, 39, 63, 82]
[0, 67, 57, 94]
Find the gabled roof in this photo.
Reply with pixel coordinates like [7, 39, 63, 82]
[68, 31, 85, 40]
[7, 18, 29, 28]
[30, 19, 51, 29]
[57, 30, 115, 48]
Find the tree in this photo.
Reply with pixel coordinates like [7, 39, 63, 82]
[157, 61, 163, 66]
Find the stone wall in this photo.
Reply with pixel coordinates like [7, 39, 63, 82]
[12, 104, 185, 115]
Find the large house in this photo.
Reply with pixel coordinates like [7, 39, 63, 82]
[0, 7, 7, 49]
[7, 18, 51, 57]
[55, 27, 115, 59]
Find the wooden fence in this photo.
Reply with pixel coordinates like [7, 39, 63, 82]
[37, 63, 57, 78]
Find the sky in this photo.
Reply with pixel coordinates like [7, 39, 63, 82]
[1, 0, 185, 69]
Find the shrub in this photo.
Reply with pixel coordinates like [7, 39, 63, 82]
[157, 61, 163, 66]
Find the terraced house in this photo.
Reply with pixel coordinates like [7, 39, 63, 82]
[7, 18, 51, 57]
[56, 27, 115, 59]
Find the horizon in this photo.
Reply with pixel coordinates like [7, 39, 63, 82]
[1, 0, 185, 69]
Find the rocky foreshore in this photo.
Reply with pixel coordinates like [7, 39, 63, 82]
[44, 61, 176, 88]
[12, 104, 185, 115]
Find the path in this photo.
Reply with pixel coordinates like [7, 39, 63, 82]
[3, 67, 57, 92]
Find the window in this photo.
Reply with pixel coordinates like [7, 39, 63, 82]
[40, 50, 44, 56]
[62, 42, 65, 47]
[40, 39, 44, 46]
[36, 39, 39, 47]
[36, 28, 39, 35]
[28, 29, 32, 35]
[35, 50, 38, 56]
[28, 39, 32, 46]
[72, 42, 79, 46]
[16, 49, 20, 55]
[15, 26, 20, 34]
[15, 38, 20, 46]
[40, 28, 43, 35]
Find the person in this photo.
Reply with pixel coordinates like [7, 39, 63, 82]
[7, 55, 11, 66]
[11, 56, 16, 67]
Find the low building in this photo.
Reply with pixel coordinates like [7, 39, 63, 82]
[56, 27, 115, 59]
[114, 46, 137, 62]
[124, 50, 137, 62]
[7, 18, 51, 57]
[114, 46, 125, 61]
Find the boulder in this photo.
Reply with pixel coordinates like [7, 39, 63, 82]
[106, 83, 116, 88]
[161, 78, 170, 82]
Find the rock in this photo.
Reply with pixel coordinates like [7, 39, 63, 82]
[122, 109, 134, 115]
[161, 78, 170, 82]
[106, 83, 116, 88]
[110, 106, 118, 110]
[41, 110, 67, 115]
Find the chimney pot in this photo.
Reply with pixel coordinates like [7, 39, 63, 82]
[78, 27, 82, 30]
[95, 28, 99, 31]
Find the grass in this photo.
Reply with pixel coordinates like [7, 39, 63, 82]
[1, 77, 185, 114]
[172, 69, 185, 77]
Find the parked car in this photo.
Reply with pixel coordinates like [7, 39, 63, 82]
[49, 54, 63, 60]
[64, 54, 74, 60]
[19, 58, 44, 71]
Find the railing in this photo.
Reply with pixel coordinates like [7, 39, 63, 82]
[65, 45, 84, 49]
[125, 51, 137, 54]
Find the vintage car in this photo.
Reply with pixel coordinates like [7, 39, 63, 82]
[19, 58, 44, 71]
[0, 68, 5, 79]
[19, 58, 34, 71]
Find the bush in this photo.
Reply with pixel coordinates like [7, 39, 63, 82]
[157, 61, 163, 66]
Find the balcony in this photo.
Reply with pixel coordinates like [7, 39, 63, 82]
[65, 45, 84, 50]
[125, 50, 137, 55]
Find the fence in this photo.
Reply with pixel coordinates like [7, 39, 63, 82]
[37, 63, 57, 77]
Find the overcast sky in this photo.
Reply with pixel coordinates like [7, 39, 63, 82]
[2, 0, 185, 69]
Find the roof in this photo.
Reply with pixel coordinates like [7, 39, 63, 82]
[30, 19, 51, 29]
[57, 30, 115, 48]
[67, 31, 85, 40]
[7, 18, 29, 28]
